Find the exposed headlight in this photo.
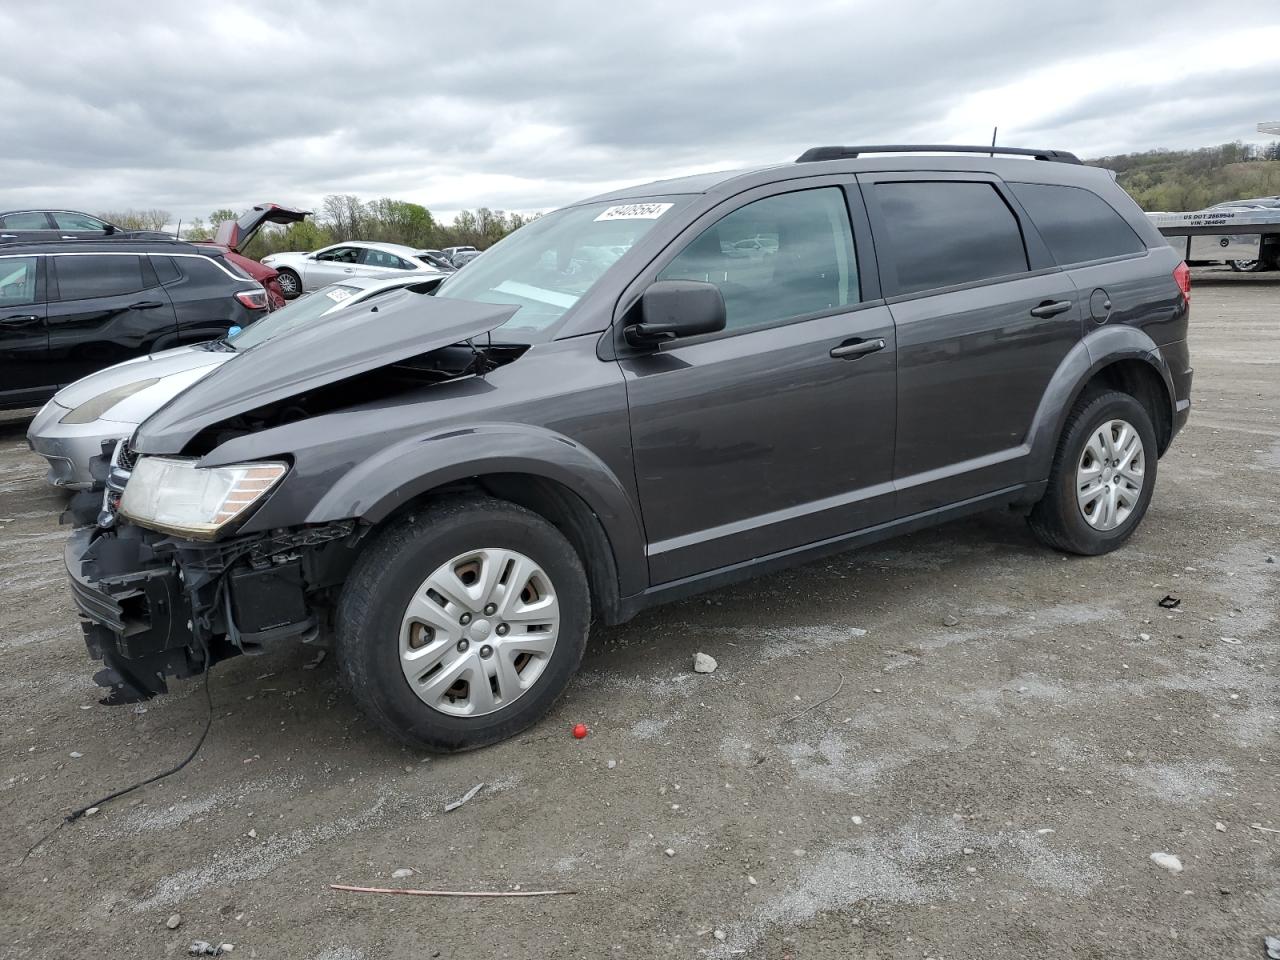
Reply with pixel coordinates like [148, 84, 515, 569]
[120, 457, 288, 539]
[60, 378, 160, 424]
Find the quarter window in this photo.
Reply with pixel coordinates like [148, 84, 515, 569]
[875, 181, 1029, 295]
[659, 187, 858, 332]
[1009, 182, 1146, 265]
[54, 255, 147, 300]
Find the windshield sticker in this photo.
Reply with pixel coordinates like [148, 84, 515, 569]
[325, 288, 355, 303]
[594, 202, 674, 222]
[493, 280, 578, 308]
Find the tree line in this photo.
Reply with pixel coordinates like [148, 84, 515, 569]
[1086, 140, 1280, 212]
[96, 197, 538, 256]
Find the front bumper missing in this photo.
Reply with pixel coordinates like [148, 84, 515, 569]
[65, 526, 203, 703]
[66, 520, 357, 704]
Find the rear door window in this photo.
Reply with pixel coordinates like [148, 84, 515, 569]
[53, 255, 146, 300]
[873, 181, 1029, 295]
[53, 212, 108, 231]
[360, 248, 413, 269]
[0, 212, 53, 230]
[1008, 182, 1146, 265]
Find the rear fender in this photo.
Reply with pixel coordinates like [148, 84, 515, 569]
[1026, 325, 1175, 479]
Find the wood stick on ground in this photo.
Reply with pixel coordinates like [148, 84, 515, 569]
[783, 672, 845, 723]
[330, 884, 575, 898]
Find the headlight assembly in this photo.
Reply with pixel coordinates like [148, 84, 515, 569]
[119, 457, 288, 538]
[60, 378, 160, 424]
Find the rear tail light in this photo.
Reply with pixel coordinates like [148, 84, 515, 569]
[235, 288, 268, 311]
[1173, 262, 1191, 304]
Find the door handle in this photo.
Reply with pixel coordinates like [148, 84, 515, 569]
[1030, 300, 1073, 318]
[342, 268, 355, 273]
[0, 314, 40, 326]
[128, 300, 165, 310]
[830, 337, 886, 359]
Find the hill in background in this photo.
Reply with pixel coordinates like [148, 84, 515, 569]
[1087, 141, 1280, 212]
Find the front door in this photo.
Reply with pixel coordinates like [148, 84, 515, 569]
[859, 174, 1082, 513]
[621, 184, 897, 584]
[0, 254, 51, 405]
[304, 245, 362, 288]
[45, 253, 179, 385]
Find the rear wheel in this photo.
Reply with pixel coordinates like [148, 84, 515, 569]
[1027, 390, 1158, 555]
[275, 268, 301, 298]
[337, 497, 590, 752]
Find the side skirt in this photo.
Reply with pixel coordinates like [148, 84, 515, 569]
[616, 482, 1044, 621]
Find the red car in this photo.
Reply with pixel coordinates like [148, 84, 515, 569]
[197, 204, 310, 309]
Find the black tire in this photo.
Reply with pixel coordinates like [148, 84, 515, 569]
[1027, 390, 1158, 556]
[275, 268, 302, 299]
[336, 496, 590, 752]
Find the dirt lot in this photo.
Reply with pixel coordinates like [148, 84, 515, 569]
[1, 275, 1277, 960]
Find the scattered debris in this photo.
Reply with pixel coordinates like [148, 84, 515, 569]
[1150, 852, 1183, 874]
[444, 783, 485, 812]
[302, 649, 327, 670]
[1158, 595, 1181, 610]
[572, 723, 589, 740]
[664, 848, 675, 858]
[1138, 633, 1151, 641]
[1220, 636, 1242, 645]
[713, 930, 726, 942]
[391, 868, 414, 879]
[782, 672, 845, 723]
[330, 883, 574, 898]
[84, 807, 99, 817]
[693, 652, 718, 674]
[166, 914, 182, 930]
[747, 875, 757, 886]
[1215, 822, 1226, 832]
[1265, 555, 1275, 565]
[1250, 823, 1280, 835]
[68, 752, 82, 759]
[1264, 934, 1280, 959]
[850, 816, 863, 826]
[188, 943, 233, 956]
[1036, 828, 1055, 835]
[606, 759, 617, 769]
[943, 613, 960, 627]
[246, 828, 257, 839]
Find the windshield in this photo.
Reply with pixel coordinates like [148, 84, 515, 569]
[228, 283, 363, 349]
[434, 197, 688, 339]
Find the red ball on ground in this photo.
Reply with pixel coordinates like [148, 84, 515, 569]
[572, 723, 588, 739]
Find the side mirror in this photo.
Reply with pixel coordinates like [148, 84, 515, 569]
[103, 223, 116, 236]
[626, 280, 726, 347]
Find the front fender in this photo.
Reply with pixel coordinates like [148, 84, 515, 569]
[1025, 325, 1175, 480]
[305, 422, 648, 596]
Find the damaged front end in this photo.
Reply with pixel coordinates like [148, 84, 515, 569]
[67, 500, 357, 703]
[65, 291, 524, 704]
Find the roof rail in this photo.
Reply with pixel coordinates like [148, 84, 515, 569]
[795, 145, 1082, 165]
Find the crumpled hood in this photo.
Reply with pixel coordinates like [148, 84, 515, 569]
[54, 345, 228, 411]
[132, 292, 517, 454]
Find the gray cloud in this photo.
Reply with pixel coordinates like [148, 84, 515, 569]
[1, 0, 1277, 223]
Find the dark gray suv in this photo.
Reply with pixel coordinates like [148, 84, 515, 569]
[66, 145, 1193, 751]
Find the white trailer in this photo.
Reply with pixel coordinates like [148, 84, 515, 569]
[1148, 202, 1280, 272]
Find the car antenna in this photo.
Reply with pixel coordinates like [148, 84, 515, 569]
[990, 125, 998, 158]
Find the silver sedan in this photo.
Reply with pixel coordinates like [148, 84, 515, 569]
[260, 241, 445, 298]
[27, 275, 440, 488]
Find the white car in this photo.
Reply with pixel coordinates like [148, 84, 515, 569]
[27, 275, 440, 488]
[261, 241, 446, 299]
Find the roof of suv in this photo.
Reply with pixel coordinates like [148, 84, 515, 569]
[0, 239, 219, 256]
[581, 146, 1106, 205]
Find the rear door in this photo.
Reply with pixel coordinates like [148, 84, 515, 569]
[859, 173, 1082, 513]
[45, 253, 179, 386]
[0, 254, 52, 404]
[0, 212, 60, 244]
[159, 253, 248, 345]
[358, 247, 416, 277]
[621, 181, 897, 584]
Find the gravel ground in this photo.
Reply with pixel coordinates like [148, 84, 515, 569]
[1, 274, 1277, 959]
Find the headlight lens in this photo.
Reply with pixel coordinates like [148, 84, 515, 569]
[60, 378, 160, 424]
[119, 457, 288, 538]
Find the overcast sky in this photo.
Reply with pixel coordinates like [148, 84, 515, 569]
[2, 0, 1279, 225]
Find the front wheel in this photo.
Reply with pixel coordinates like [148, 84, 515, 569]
[337, 497, 590, 752]
[1027, 390, 1158, 556]
[275, 268, 302, 298]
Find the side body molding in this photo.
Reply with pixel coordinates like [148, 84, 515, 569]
[1025, 324, 1176, 481]
[304, 422, 649, 597]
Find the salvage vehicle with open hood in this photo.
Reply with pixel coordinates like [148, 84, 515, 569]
[66, 145, 1193, 751]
